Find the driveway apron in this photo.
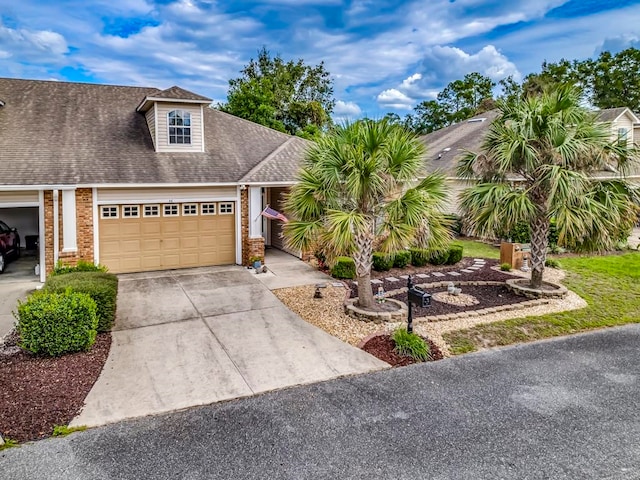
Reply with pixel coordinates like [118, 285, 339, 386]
[72, 266, 387, 427]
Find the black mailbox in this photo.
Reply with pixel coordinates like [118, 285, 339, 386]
[408, 286, 432, 308]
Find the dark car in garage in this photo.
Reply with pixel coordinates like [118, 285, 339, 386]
[0, 220, 20, 273]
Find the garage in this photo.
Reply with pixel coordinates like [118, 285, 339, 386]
[98, 201, 236, 274]
[0, 191, 42, 280]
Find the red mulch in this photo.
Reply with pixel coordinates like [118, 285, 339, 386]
[0, 332, 111, 443]
[362, 334, 444, 367]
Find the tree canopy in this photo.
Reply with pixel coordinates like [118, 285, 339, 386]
[458, 85, 639, 288]
[219, 47, 335, 139]
[283, 120, 452, 308]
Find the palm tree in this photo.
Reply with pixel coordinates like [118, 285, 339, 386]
[284, 119, 452, 309]
[458, 85, 639, 288]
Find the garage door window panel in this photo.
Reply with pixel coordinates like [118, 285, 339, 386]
[144, 205, 160, 217]
[101, 206, 119, 219]
[163, 204, 179, 217]
[219, 202, 234, 214]
[122, 205, 140, 218]
[201, 203, 216, 215]
[183, 203, 198, 216]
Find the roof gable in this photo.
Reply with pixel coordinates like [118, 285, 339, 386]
[596, 107, 640, 124]
[136, 86, 212, 112]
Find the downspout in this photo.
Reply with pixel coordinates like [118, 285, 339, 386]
[53, 189, 59, 266]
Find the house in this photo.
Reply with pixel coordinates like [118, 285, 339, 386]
[420, 108, 640, 213]
[0, 78, 306, 280]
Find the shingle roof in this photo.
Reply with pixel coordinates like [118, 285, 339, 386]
[240, 137, 311, 183]
[153, 86, 212, 102]
[596, 107, 629, 122]
[0, 78, 298, 186]
[419, 110, 499, 176]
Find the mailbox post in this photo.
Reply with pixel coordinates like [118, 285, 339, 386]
[406, 276, 432, 333]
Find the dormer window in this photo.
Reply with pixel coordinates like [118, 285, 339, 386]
[168, 110, 191, 145]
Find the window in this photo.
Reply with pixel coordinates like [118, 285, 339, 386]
[122, 205, 140, 218]
[618, 127, 629, 146]
[168, 110, 191, 145]
[183, 203, 198, 216]
[219, 202, 234, 214]
[201, 203, 216, 215]
[101, 206, 119, 219]
[163, 204, 179, 216]
[143, 204, 160, 217]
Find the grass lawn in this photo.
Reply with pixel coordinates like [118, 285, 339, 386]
[443, 251, 640, 354]
[454, 238, 500, 260]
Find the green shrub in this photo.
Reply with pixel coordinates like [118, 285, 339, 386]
[16, 290, 98, 356]
[446, 245, 464, 265]
[372, 252, 394, 271]
[392, 328, 430, 361]
[331, 256, 356, 279]
[545, 258, 561, 269]
[428, 249, 449, 265]
[393, 250, 411, 269]
[500, 262, 512, 271]
[51, 260, 108, 277]
[44, 272, 118, 332]
[410, 248, 430, 267]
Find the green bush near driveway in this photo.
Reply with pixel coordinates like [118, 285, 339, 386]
[44, 272, 118, 332]
[409, 248, 430, 267]
[331, 256, 356, 279]
[372, 252, 394, 272]
[51, 259, 108, 276]
[16, 290, 98, 356]
[393, 250, 411, 269]
[392, 328, 430, 361]
[445, 245, 464, 265]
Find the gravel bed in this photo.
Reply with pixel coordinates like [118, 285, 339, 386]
[274, 261, 587, 357]
[0, 332, 112, 443]
[361, 334, 444, 367]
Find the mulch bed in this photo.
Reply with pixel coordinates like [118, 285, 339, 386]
[390, 284, 527, 317]
[361, 334, 444, 367]
[0, 332, 111, 443]
[345, 259, 517, 298]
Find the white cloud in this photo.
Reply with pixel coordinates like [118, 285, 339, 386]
[376, 89, 414, 110]
[334, 100, 362, 117]
[597, 33, 640, 54]
[0, 23, 68, 60]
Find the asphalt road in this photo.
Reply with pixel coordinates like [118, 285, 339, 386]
[2, 325, 640, 479]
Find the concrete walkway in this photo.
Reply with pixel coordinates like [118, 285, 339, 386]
[629, 227, 640, 249]
[253, 248, 333, 290]
[71, 266, 387, 427]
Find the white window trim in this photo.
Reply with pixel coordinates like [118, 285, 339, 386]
[122, 205, 140, 218]
[163, 204, 180, 217]
[201, 203, 216, 215]
[167, 109, 192, 145]
[100, 205, 119, 219]
[219, 202, 234, 215]
[182, 203, 198, 216]
[143, 204, 160, 217]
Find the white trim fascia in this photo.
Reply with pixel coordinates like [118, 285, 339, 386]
[61, 189, 77, 252]
[53, 190, 59, 265]
[86, 182, 240, 188]
[136, 97, 211, 112]
[0, 185, 76, 191]
[0, 202, 39, 208]
[38, 190, 46, 283]
[612, 108, 640, 125]
[153, 103, 159, 152]
[96, 196, 238, 205]
[200, 104, 205, 152]
[242, 181, 297, 187]
[92, 187, 100, 266]
[235, 186, 242, 266]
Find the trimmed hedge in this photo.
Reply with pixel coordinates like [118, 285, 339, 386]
[51, 259, 108, 276]
[428, 249, 449, 265]
[16, 290, 98, 356]
[410, 248, 430, 267]
[372, 252, 394, 272]
[331, 256, 356, 279]
[393, 250, 411, 269]
[44, 272, 118, 332]
[446, 245, 464, 265]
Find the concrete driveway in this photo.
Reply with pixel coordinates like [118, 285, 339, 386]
[0, 255, 41, 338]
[71, 266, 387, 427]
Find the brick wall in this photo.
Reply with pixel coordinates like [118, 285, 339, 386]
[240, 188, 266, 265]
[43, 189, 95, 274]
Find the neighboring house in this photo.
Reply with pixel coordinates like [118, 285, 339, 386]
[0, 78, 306, 280]
[420, 108, 640, 213]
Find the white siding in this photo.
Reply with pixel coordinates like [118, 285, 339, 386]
[97, 186, 236, 204]
[145, 104, 156, 149]
[444, 179, 469, 214]
[155, 103, 203, 153]
[612, 113, 635, 146]
[0, 190, 39, 205]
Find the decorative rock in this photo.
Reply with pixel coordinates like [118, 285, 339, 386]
[447, 271, 461, 276]
[400, 275, 409, 279]
[370, 279, 383, 284]
[416, 273, 429, 278]
[385, 277, 400, 282]
[432, 272, 445, 277]
[460, 269, 474, 273]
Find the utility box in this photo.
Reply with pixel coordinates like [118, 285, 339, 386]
[500, 242, 530, 269]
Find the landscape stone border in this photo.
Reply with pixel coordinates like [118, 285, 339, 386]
[344, 298, 408, 323]
[505, 278, 568, 299]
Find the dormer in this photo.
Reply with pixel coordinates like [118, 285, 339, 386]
[596, 107, 640, 147]
[137, 86, 212, 153]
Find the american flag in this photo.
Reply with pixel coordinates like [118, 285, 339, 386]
[261, 206, 288, 223]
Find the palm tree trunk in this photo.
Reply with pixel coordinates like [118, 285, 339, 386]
[530, 214, 550, 289]
[353, 224, 375, 309]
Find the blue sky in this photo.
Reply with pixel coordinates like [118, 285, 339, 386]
[1, 0, 640, 120]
